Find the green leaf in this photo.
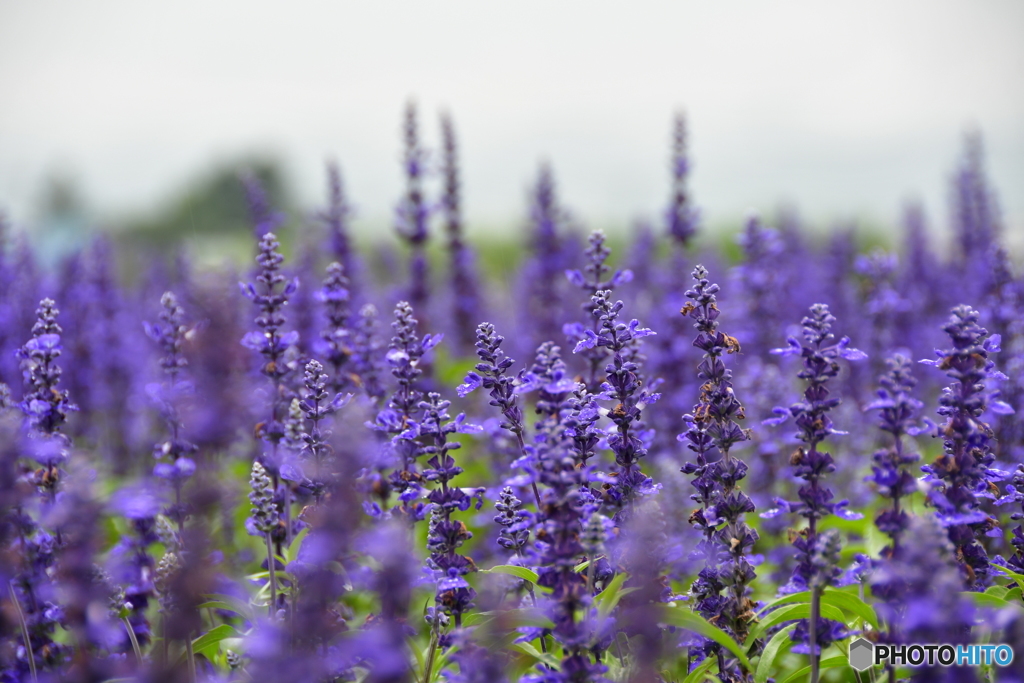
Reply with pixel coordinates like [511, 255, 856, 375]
[512, 641, 562, 670]
[755, 590, 811, 615]
[658, 606, 753, 673]
[780, 656, 848, 683]
[681, 657, 716, 683]
[746, 602, 846, 644]
[282, 526, 309, 564]
[191, 624, 239, 658]
[993, 562, 1024, 590]
[820, 588, 879, 629]
[962, 590, 1024, 612]
[986, 585, 1010, 599]
[595, 573, 637, 621]
[462, 608, 553, 629]
[485, 565, 539, 584]
[199, 594, 255, 622]
[754, 623, 797, 683]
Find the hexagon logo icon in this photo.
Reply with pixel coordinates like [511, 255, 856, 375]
[849, 638, 874, 672]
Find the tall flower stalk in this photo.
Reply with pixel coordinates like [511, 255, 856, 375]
[145, 292, 197, 534]
[439, 111, 481, 353]
[573, 290, 658, 521]
[865, 355, 924, 556]
[317, 262, 354, 394]
[317, 161, 356, 288]
[241, 232, 299, 458]
[920, 305, 1010, 590]
[665, 112, 698, 249]
[395, 101, 431, 316]
[12, 298, 76, 678]
[370, 302, 441, 521]
[459, 322, 541, 507]
[241, 232, 299, 544]
[678, 266, 757, 679]
[762, 303, 865, 672]
[250, 461, 280, 616]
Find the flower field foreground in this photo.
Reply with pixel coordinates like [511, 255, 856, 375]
[1, 109, 1023, 683]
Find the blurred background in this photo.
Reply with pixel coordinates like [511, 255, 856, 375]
[1, 0, 1022, 262]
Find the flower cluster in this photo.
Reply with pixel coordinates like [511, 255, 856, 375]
[921, 304, 1010, 589]
[0, 109, 1021, 683]
[678, 266, 757, 676]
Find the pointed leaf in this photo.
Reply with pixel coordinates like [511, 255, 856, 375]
[780, 656, 848, 683]
[754, 624, 798, 683]
[485, 565, 539, 584]
[681, 657, 716, 683]
[659, 606, 753, 672]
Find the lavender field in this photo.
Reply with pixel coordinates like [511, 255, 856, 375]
[0, 107, 1021, 683]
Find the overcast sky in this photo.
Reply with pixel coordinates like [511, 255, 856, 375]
[1, 1, 1022, 241]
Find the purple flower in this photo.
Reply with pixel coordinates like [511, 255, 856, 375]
[920, 304, 1008, 590]
[665, 112, 699, 248]
[316, 161, 356, 287]
[17, 299, 77, 441]
[572, 288, 659, 521]
[864, 355, 924, 552]
[241, 232, 299, 453]
[677, 266, 758, 669]
[316, 262, 354, 394]
[242, 170, 285, 239]
[394, 100, 432, 314]
[370, 302, 440, 522]
[762, 303, 863, 669]
[439, 112, 483, 353]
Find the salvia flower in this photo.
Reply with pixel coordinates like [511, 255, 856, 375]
[864, 355, 925, 553]
[920, 304, 1011, 590]
[249, 461, 280, 536]
[440, 111, 482, 352]
[145, 291, 197, 531]
[531, 437, 609, 682]
[242, 171, 285, 239]
[317, 161, 356, 284]
[241, 232, 299, 451]
[762, 303, 864, 665]
[459, 322, 541, 506]
[316, 262, 354, 394]
[762, 304, 865, 578]
[351, 302, 385, 402]
[791, 530, 849, 659]
[371, 301, 442, 521]
[574, 289, 658, 520]
[665, 112, 699, 248]
[299, 359, 349, 499]
[868, 516, 976, 667]
[18, 298, 77, 440]
[395, 100, 432, 313]
[564, 230, 634, 388]
[678, 266, 758, 672]
[495, 486, 532, 557]
[415, 392, 481, 628]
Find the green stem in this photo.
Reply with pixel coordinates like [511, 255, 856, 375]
[266, 533, 278, 617]
[9, 583, 37, 682]
[161, 615, 169, 667]
[185, 631, 197, 683]
[123, 616, 143, 666]
[422, 616, 441, 683]
[810, 585, 821, 683]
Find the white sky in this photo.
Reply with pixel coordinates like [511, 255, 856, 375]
[1, 0, 1022, 240]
